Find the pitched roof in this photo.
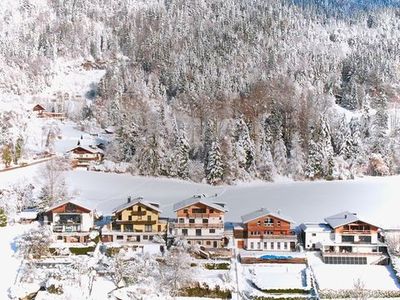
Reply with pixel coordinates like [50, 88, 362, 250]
[46, 200, 93, 213]
[299, 223, 332, 233]
[33, 104, 45, 111]
[241, 208, 294, 224]
[67, 145, 104, 154]
[324, 211, 378, 228]
[173, 194, 227, 212]
[112, 197, 162, 214]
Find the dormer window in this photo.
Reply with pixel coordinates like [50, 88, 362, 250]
[264, 218, 273, 226]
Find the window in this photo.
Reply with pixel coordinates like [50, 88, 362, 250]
[342, 235, 355, 243]
[145, 224, 152, 232]
[284, 242, 288, 250]
[264, 218, 274, 226]
[209, 229, 215, 233]
[189, 219, 195, 223]
[359, 236, 372, 243]
[271, 242, 274, 249]
[264, 242, 267, 249]
[257, 242, 261, 249]
[143, 235, 148, 240]
[183, 209, 188, 213]
[124, 224, 133, 232]
[210, 209, 214, 213]
[250, 242, 254, 249]
[202, 219, 208, 224]
[128, 216, 132, 221]
[196, 229, 202, 236]
[118, 214, 122, 221]
[116, 235, 124, 240]
[312, 233, 317, 237]
[147, 216, 152, 221]
[257, 220, 261, 226]
[179, 218, 184, 223]
[206, 241, 211, 245]
[182, 229, 188, 236]
[277, 242, 281, 250]
[277, 221, 281, 226]
[267, 231, 273, 235]
[192, 208, 206, 214]
[138, 206, 141, 212]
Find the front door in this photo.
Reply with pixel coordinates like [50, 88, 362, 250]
[213, 241, 218, 248]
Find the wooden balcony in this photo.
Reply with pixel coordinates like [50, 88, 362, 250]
[52, 223, 82, 233]
[248, 234, 297, 240]
[174, 223, 223, 229]
[115, 220, 156, 225]
[131, 211, 146, 216]
[342, 230, 371, 234]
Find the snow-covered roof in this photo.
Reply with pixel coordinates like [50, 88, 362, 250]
[46, 200, 94, 212]
[16, 208, 38, 220]
[299, 223, 332, 233]
[324, 211, 378, 228]
[33, 104, 45, 111]
[173, 194, 227, 212]
[67, 145, 104, 154]
[112, 197, 162, 214]
[241, 208, 294, 224]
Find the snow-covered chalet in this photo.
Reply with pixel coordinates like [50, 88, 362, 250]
[45, 201, 95, 244]
[173, 194, 227, 249]
[234, 208, 298, 251]
[300, 211, 388, 264]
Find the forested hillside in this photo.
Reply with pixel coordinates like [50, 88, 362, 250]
[1, 0, 400, 184]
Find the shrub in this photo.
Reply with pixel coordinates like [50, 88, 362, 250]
[204, 263, 230, 270]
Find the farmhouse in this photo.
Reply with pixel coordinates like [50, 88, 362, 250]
[173, 194, 227, 249]
[101, 197, 167, 244]
[32, 104, 45, 116]
[234, 208, 298, 251]
[45, 201, 95, 244]
[68, 145, 104, 167]
[300, 211, 388, 264]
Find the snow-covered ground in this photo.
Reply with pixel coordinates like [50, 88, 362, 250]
[244, 263, 310, 290]
[0, 223, 37, 298]
[0, 165, 399, 228]
[308, 252, 400, 292]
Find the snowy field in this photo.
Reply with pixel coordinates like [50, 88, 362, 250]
[244, 263, 310, 290]
[0, 165, 399, 228]
[313, 264, 400, 291]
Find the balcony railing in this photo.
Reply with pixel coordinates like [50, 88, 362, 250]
[174, 223, 223, 229]
[53, 223, 81, 233]
[322, 251, 382, 257]
[131, 211, 146, 216]
[248, 234, 297, 240]
[115, 220, 156, 225]
[342, 230, 371, 234]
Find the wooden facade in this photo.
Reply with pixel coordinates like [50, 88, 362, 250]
[102, 200, 167, 244]
[173, 197, 226, 249]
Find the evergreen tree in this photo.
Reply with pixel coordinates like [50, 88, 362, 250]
[288, 132, 305, 180]
[257, 133, 276, 181]
[234, 117, 255, 172]
[273, 128, 287, 175]
[14, 136, 23, 164]
[371, 91, 389, 156]
[176, 129, 190, 179]
[206, 140, 224, 185]
[136, 133, 164, 176]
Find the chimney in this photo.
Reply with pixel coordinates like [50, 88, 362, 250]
[127, 196, 131, 203]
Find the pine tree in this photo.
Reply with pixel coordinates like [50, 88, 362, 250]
[257, 139, 276, 181]
[273, 128, 287, 175]
[176, 129, 190, 179]
[234, 117, 255, 172]
[305, 126, 323, 180]
[14, 136, 23, 164]
[136, 133, 164, 176]
[206, 140, 224, 185]
[371, 91, 389, 156]
[288, 132, 305, 180]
